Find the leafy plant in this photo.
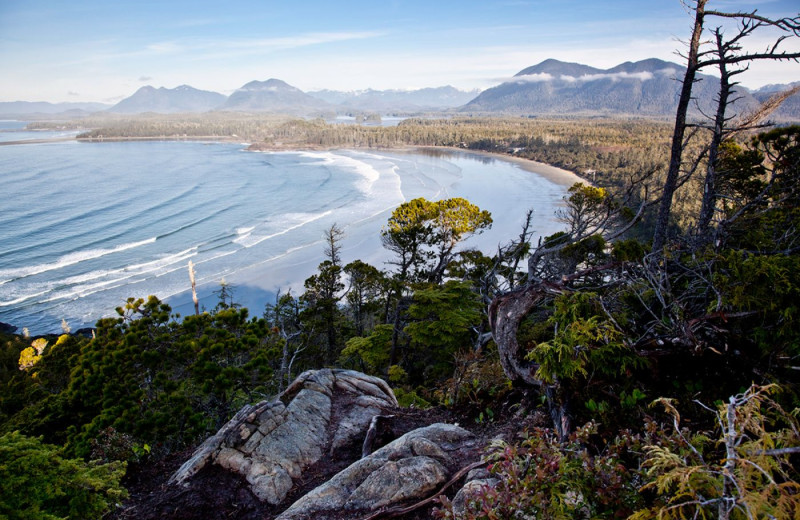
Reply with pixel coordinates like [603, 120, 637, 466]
[433, 421, 643, 519]
[632, 385, 800, 520]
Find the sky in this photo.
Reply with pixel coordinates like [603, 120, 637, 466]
[1, 0, 799, 104]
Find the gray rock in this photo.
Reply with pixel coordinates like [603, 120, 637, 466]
[276, 423, 478, 520]
[169, 369, 397, 505]
[452, 477, 499, 517]
[346, 456, 447, 510]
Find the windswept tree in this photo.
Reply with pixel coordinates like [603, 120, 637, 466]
[428, 197, 492, 284]
[381, 197, 492, 365]
[489, 183, 643, 439]
[652, 0, 800, 250]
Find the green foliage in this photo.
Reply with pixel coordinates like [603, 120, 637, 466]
[612, 238, 647, 262]
[404, 280, 483, 382]
[303, 259, 347, 364]
[393, 387, 432, 408]
[89, 427, 150, 463]
[343, 259, 387, 336]
[527, 292, 644, 385]
[438, 348, 511, 409]
[382, 197, 492, 283]
[633, 385, 800, 520]
[2, 296, 276, 459]
[387, 364, 408, 384]
[0, 431, 127, 520]
[339, 324, 393, 374]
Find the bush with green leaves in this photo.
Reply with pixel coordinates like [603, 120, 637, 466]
[0, 431, 127, 520]
[1, 295, 279, 459]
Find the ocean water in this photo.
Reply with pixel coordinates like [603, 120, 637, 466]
[0, 132, 571, 334]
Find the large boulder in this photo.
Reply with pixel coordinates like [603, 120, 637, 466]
[276, 423, 479, 520]
[169, 369, 398, 505]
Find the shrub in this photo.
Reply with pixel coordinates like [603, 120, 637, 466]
[0, 431, 127, 520]
[434, 422, 643, 519]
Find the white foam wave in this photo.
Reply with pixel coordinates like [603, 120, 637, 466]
[0, 246, 199, 307]
[0, 237, 157, 282]
[235, 210, 333, 248]
[232, 226, 255, 245]
[0, 289, 51, 307]
[296, 151, 381, 194]
[122, 246, 197, 273]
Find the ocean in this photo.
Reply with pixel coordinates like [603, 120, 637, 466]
[0, 125, 573, 334]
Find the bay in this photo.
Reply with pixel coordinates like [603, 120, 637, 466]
[0, 137, 575, 334]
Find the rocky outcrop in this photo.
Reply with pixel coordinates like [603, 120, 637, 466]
[169, 369, 398, 505]
[276, 423, 479, 520]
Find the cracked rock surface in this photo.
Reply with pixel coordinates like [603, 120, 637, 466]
[276, 423, 478, 520]
[169, 369, 398, 505]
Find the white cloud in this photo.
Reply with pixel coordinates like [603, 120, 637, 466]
[497, 69, 672, 85]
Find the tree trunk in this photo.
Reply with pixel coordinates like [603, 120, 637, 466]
[489, 281, 571, 439]
[545, 385, 572, 442]
[652, 0, 707, 252]
[489, 283, 562, 386]
[698, 32, 732, 234]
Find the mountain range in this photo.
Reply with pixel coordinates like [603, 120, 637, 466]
[0, 101, 112, 119]
[2, 59, 798, 120]
[463, 58, 762, 118]
[220, 79, 331, 114]
[308, 86, 480, 112]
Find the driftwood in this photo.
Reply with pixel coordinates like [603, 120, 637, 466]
[361, 414, 396, 458]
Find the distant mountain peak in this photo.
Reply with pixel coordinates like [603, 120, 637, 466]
[515, 59, 602, 78]
[222, 79, 329, 115]
[464, 57, 726, 117]
[108, 84, 226, 114]
[238, 79, 300, 93]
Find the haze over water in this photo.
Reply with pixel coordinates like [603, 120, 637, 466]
[0, 128, 573, 334]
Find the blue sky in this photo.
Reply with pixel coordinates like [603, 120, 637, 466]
[1, 0, 798, 103]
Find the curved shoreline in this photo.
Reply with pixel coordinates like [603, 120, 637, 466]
[1, 141, 576, 335]
[414, 145, 585, 187]
[248, 142, 587, 188]
[5, 133, 587, 188]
